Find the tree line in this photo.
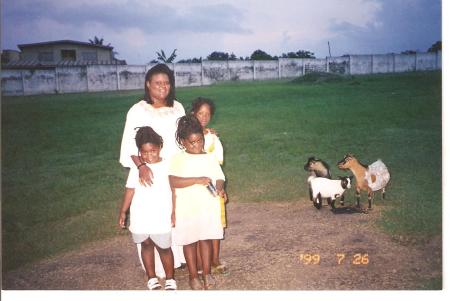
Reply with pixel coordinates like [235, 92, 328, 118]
[87, 36, 442, 64]
[156, 49, 315, 64]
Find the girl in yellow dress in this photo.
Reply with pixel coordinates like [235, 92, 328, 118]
[169, 115, 227, 290]
[191, 97, 227, 274]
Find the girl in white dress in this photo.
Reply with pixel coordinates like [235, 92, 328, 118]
[118, 126, 176, 290]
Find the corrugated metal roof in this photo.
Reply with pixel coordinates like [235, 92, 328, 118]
[2, 59, 126, 69]
[18, 40, 113, 50]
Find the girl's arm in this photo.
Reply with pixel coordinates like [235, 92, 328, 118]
[118, 188, 134, 229]
[169, 175, 211, 188]
[216, 179, 228, 203]
[171, 188, 176, 227]
[131, 155, 154, 186]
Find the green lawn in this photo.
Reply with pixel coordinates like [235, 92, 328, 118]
[1, 71, 441, 271]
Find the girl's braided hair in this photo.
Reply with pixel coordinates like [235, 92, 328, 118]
[175, 115, 204, 148]
[135, 126, 163, 149]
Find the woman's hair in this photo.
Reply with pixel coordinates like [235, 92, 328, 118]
[175, 115, 204, 148]
[144, 63, 176, 107]
[135, 126, 163, 149]
[190, 97, 215, 116]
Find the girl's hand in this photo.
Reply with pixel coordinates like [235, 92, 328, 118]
[118, 212, 127, 229]
[207, 128, 218, 136]
[171, 210, 176, 227]
[139, 165, 153, 186]
[218, 189, 228, 203]
[197, 177, 212, 186]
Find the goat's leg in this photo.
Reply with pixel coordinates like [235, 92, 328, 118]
[314, 193, 322, 210]
[340, 195, 345, 206]
[355, 188, 361, 208]
[382, 187, 386, 199]
[368, 190, 373, 209]
[309, 186, 314, 202]
[330, 198, 336, 210]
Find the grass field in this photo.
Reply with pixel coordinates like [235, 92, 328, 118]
[1, 71, 441, 271]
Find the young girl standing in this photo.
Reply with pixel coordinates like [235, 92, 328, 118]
[169, 115, 227, 290]
[191, 97, 227, 274]
[118, 126, 177, 290]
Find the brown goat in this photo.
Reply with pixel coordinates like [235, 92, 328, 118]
[304, 157, 331, 179]
[337, 154, 390, 210]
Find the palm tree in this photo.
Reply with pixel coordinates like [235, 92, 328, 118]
[156, 49, 177, 63]
[89, 36, 111, 47]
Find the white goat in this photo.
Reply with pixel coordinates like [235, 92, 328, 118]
[307, 175, 352, 210]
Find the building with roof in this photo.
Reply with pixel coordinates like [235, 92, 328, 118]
[2, 40, 126, 68]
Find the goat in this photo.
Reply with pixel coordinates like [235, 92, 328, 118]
[337, 154, 390, 210]
[304, 156, 331, 178]
[304, 156, 334, 207]
[307, 175, 352, 210]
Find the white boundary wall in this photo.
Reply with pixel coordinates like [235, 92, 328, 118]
[1, 51, 441, 96]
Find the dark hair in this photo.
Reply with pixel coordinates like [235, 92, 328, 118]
[144, 64, 176, 107]
[175, 115, 204, 148]
[135, 126, 163, 149]
[190, 97, 216, 116]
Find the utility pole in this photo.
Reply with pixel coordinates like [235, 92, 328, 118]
[328, 41, 332, 58]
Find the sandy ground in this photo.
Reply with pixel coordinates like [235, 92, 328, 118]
[3, 200, 442, 291]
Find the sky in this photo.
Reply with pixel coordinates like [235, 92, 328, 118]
[1, 0, 442, 65]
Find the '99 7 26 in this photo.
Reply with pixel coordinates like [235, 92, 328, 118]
[298, 253, 369, 265]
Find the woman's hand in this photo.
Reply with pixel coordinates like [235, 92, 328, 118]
[139, 165, 154, 186]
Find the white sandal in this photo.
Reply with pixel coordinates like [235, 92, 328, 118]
[147, 277, 161, 290]
[164, 278, 177, 290]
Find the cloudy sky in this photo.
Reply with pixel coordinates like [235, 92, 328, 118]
[1, 0, 442, 65]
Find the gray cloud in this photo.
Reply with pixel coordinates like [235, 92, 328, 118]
[2, 0, 250, 36]
[328, 0, 441, 54]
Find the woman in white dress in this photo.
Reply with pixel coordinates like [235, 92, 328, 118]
[119, 64, 186, 278]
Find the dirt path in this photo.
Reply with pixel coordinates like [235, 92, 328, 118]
[3, 200, 441, 290]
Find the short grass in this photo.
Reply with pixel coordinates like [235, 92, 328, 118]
[1, 71, 441, 271]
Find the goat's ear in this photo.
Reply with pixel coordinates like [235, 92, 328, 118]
[341, 178, 348, 189]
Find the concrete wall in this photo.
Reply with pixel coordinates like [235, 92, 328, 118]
[372, 54, 394, 73]
[254, 60, 279, 80]
[1, 51, 441, 96]
[327, 56, 349, 74]
[416, 52, 439, 71]
[1, 70, 23, 96]
[87, 65, 118, 92]
[349, 55, 373, 75]
[57, 66, 88, 93]
[229, 60, 254, 81]
[202, 61, 230, 84]
[118, 65, 146, 90]
[174, 63, 202, 87]
[280, 58, 303, 78]
[22, 69, 56, 95]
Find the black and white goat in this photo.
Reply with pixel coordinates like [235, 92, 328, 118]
[307, 175, 352, 210]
